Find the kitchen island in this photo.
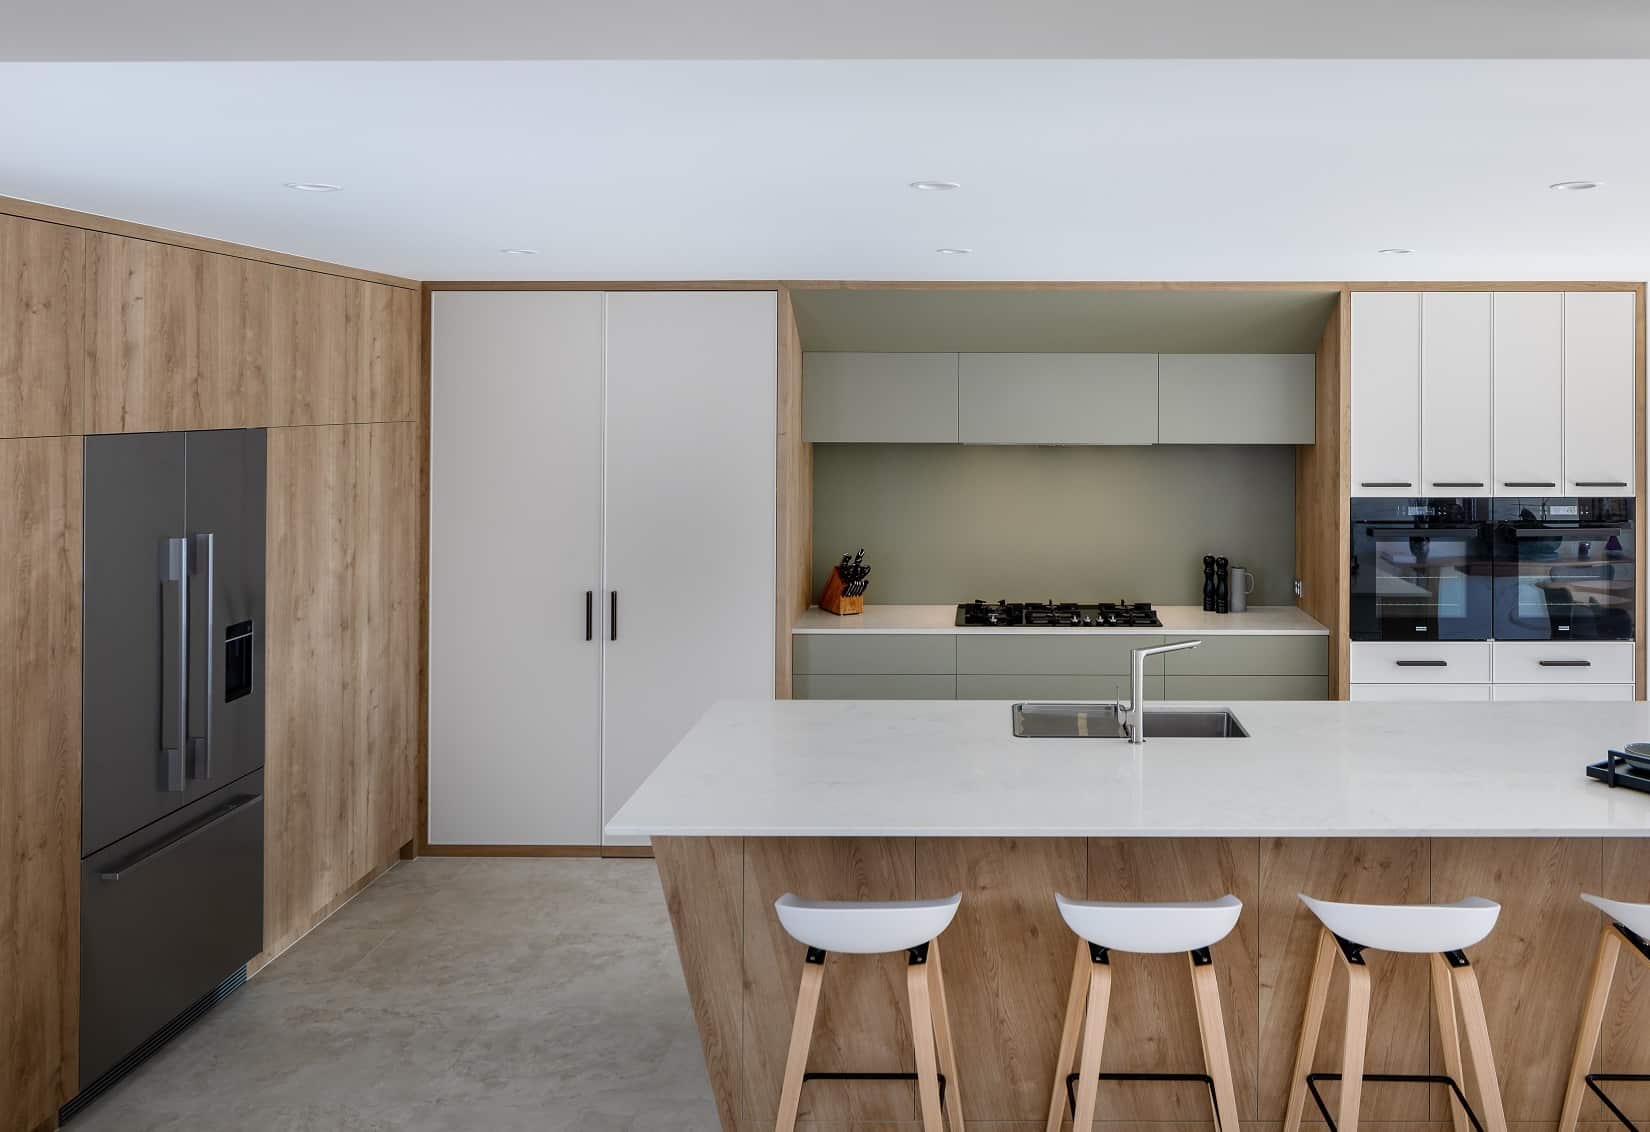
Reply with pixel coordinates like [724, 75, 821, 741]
[608, 699, 1650, 1132]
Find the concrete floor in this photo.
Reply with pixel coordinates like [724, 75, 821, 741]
[69, 857, 721, 1132]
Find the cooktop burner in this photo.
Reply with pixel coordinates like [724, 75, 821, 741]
[955, 600, 1163, 628]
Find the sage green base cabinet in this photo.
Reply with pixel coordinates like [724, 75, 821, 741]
[792, 631, 1326, 702]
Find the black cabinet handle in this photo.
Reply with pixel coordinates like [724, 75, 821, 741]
[1538, 659, 1592, 667]
[585, 590, 593, 642]
[1395, 659, 1448, 667]
[1503, 481, 1557, 488]
[1361, 481, 1413, 488]
[1431, 482, 1484, 488]
[1575, 481, 1629, 488]
[610, 591, 618, 642]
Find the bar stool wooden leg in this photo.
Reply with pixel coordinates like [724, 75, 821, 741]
[1070, 952, 1114, 1132]
[927, 938, 966, 1132]
[1283, 927, 1339, 1132]
[1430, 953, 1471, 1132]
[907, 948, 946, 1132]
[1188, 951, 1242, 1132]
[1450, 959, 1510, 1132]
[774, 951, 826, 1132]
[1047, 939, 1092, 1132]
[1559, 925, 1623, 1132]
[1337, 955, 1372, 1132]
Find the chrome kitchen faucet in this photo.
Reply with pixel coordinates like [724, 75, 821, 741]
[1122, 640, 1201, 743]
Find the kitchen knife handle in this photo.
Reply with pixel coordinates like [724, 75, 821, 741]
[585, 590, 594, 641]
[610, 590, 618, 642]
[187, 532, 215, 781]
[160, 537, 189, 793]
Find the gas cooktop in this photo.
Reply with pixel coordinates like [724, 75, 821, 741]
[955, 600, 1164, 628]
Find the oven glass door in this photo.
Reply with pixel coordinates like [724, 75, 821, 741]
[1492, 499, 1635, 640]
[1351, 499, 1492, 641]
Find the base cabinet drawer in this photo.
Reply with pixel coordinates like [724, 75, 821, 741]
[1490, 641, 1634, 684]
[793, 634, 957, 675]
[1164, 634, 1328, 675]
[957, 634, 1164, 675]
[1166, 674, 1327, 701]
[1491, 683, 1636, 702]
[1349, 641, 1491, 684]
[958, 674, 1164, 701]
[794, 674, 956, 700]
[1351, 683, 1492, 702]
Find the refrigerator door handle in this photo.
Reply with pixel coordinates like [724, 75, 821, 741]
[187, 532, 215, 781]
[160, 537, 189, 792]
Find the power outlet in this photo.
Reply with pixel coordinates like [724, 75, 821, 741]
[1292, 577, 1304, 598]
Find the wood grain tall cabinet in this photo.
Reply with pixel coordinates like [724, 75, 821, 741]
[0, 200, 421, 1132]
[427, 289, 778, 850]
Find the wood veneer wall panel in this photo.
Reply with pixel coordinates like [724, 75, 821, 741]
[1087, 838, 1261, 1123]
[0, 437, 81, 1129]
[774, 287, 810, 698]
[1296, 293, 1350, 698]
[1601, 840, 1650, 1121]
[744, 837, 917, 1127]
[912, 837, 1084, 1122]
[1431, 839, 1602, 1124]
[0, 216, 83, 438]
[1258, 838, 1430, 1124]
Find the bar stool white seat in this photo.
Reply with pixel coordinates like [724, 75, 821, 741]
[771, 892, 965, 1132]
[1046, 894, 1244, 1132]
[1283, 894, 1507, 1132]
[1558, 893, 1650, 1132]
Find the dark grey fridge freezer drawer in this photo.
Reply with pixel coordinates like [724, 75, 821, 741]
[80, 770, 264, 1087]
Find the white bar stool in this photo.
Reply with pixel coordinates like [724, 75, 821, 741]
[771, 892, 965, 1132]
[1045, 893, 1244, 1132]
[1282, 894, 1507, 1132]
[1558, 894, 1650, 1132]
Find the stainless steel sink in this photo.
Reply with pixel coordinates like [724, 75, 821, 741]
[1012, 703, 1247, 739]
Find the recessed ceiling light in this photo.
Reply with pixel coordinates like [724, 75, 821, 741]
[1549, 180, 1601, 191]
[936, 247, 972, 255]
[499, 248, 540, 256]
[283, 181, 342, 193]
[909, 180, 961, 191]
[1377, 247, 1414, 255]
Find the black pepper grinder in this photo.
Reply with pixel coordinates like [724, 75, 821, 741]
[1215, 556, 1230, 614]
[1202, 555, 1217, 612]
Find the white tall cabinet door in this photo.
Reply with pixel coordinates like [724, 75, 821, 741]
[1492, 292, 1564, 495]
[601, 291, 777, 844]
[1351, 291, 1421, 496]
[1420, 292, 1492, 495]
[1563, 291, 1636, 496]
[429, 292, 604, 846]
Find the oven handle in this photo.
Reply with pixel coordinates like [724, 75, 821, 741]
[1509, 527, 1627, 539]
[1364, 526, 1484, 538]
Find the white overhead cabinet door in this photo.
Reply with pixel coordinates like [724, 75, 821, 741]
[1420, 292, 1492, 496]
[601, 292, 778, 845]
[429, 292, 604, 846]
[1492, 291, 1564, 496]
[1351, 292, 1421, 496]
[1562, 291, 1636, 496]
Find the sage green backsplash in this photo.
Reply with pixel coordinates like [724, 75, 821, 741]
[812, 444, 1297, 606]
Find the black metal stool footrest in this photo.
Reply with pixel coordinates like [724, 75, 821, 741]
[1585, 1072, 1650, 1132]
[802, 1070, 947, 1107]
[1066, 1071, 1218, 1120]
[1306, 1072, 1485, 1132]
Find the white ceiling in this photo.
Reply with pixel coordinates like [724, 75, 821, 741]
[1, 60, 1647, 283]
[6, 0, 1650, 59]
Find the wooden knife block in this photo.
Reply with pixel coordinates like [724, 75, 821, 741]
[818, 568, 864, 616]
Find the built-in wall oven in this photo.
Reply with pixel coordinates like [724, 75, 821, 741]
[1492, 497, 1635, 641]
[1351, 497, 1493, 640]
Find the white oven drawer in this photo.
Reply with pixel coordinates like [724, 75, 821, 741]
[1490, 641, 1634, 684]
[1351, 683, 1491, 702]
[1350, 641, 1491, 684]
[1491, 683, 1636, 702]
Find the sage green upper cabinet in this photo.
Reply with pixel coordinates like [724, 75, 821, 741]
[957, 353, 1156, 444]
[1562, 292, 1636, 497]
[1157, 354, 1314, 444]
[1351, 292, 1421, 497]
[1420, 292, 1492, 496]
[1492, 292, 1563, 495]
[802, 352, 959, 442]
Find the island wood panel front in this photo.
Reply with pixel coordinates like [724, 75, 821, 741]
[656, 836, 1650, 1132]
[0, 437, 81, 1132]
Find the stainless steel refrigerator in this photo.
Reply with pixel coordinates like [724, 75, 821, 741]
[78, 428, 267, 1096]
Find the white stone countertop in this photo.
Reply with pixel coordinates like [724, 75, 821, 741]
[605, 698, 1650, 838]
[792, 604, 1328, 635]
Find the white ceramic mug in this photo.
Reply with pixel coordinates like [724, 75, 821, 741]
[1228, 566, 1255, 613]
